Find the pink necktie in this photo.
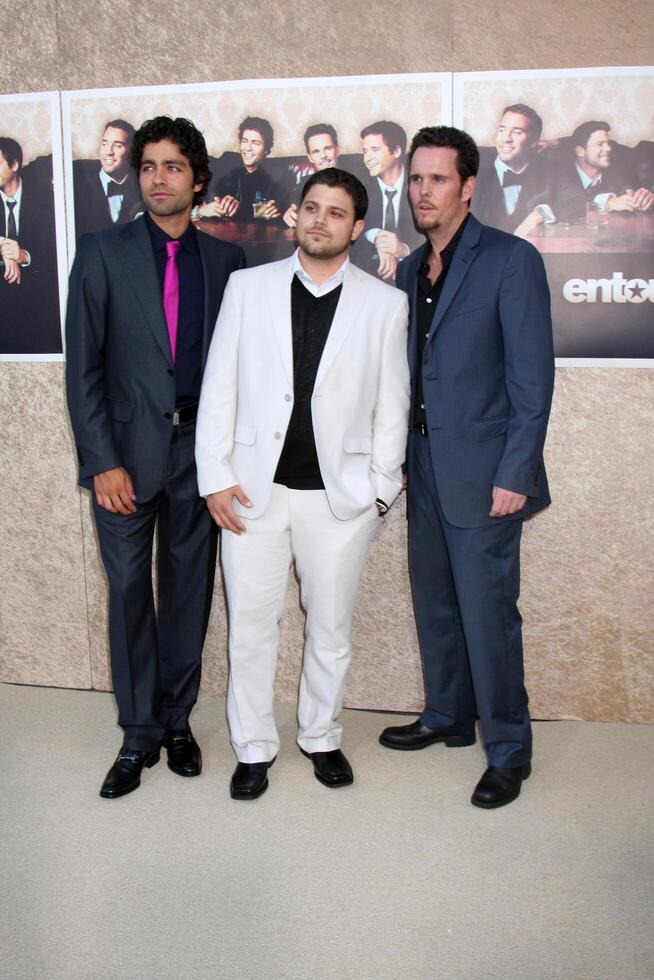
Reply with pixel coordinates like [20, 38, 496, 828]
[163, 240, 181, 362]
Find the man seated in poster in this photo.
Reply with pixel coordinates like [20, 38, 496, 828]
[0, 136, 60, 354]
[471, 103, 554, 239]
[199, 116, 287, 223]
[550, 120, 654, 224]
[282, 123, 341, 228]
[357, 120, 418, 280]
[73, 119, 141, 239]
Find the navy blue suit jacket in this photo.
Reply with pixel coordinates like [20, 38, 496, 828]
[397, 214, 554, 528]
[65, 215, 245, 501]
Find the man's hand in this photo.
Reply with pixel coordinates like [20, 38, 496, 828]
[513, 209, 543, 239]
[376, 248, 398, 281]
[627, 187, 654, 211]
[283, 202, 298, 228]
[93, 467, 137, 515]
[373, 230, 408, 259]
[262, 199, 280, 219]
[206, 485, 252, 534]
[489, 486, 527, 518]
[608, 192, 637, 212]
[3, 257, 21, 284]
[215, 195, 240, 218]
[0, 237, 28, 265]
[196, 197, 225, 218]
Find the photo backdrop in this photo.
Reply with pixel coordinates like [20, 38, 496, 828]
[1, 68, 652, 362]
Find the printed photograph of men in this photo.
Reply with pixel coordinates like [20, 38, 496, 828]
[0, 94, 64, 357]
[456, 68, 654, 358]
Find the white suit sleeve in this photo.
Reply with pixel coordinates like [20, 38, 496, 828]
[371, 290, 411, 508]
[195, 276, 242, 497]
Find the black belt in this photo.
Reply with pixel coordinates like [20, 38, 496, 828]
[412, 422, 428, 435]
[173, 402, 198, 426]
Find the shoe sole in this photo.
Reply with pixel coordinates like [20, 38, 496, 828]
[470, 766, 531, 809]
[378, 733, 475, 751]
[167, 760, 202, 777]
[99, 751, 160, 799]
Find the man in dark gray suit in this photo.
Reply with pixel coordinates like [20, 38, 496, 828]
[66, 116, 245, 798]
[379, 126, 554, 808]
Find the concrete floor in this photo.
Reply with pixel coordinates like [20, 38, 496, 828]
[1, 683, 653, 980]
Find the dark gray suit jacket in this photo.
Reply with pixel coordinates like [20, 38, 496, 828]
[397, 214, 554, 528]
[65, 215, 245, 501]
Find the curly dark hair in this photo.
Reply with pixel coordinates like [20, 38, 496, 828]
[129, 116, 211, 205]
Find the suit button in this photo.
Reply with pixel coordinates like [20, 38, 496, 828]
[274, 431, 281, 439]
[164, 412, 172, 419]
[285, 394, 291, 402]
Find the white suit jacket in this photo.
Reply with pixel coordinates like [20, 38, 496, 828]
[195, 254, 410, 521]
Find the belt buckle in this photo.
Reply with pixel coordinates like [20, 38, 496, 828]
[172, 410, 180, 426]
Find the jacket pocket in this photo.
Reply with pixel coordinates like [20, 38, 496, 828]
[344, 437, 372, 454]
[234, 424, 256, 446]
[472, 416, 508, 442]
[106, 397, 134, 423]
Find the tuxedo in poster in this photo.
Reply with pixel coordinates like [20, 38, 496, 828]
[0, 127, 62, 356]
[456, 68, 654, 361]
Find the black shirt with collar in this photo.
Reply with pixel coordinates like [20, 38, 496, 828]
[414, 213, 469, 428]
[146, 212, 205, 405]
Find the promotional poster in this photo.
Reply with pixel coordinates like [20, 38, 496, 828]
[0, 92, 67, 360]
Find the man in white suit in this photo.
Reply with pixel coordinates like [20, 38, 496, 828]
[196, 168, 410, 800]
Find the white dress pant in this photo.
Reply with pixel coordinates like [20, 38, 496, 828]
[221, 483, 378, 763]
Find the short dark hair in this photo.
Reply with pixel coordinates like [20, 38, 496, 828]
[300, 167, 368, 221]
[303, 124, 338, 152]
[360, 121, 407, 156]
[0, 136, 23, 171]
[103, 119, 135, 147]
[238, 116, 274, 152]
[500, 103, 543, 142]
[571, 120, 611, 152]
[407, 126, 480, 183]
[129, 116, 211, 204]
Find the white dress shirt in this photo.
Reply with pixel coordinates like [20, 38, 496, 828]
[99, 168, 129, 223]
[290, 247, 348, 297]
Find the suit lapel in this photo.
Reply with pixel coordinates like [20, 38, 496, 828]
[270, 257, 294, 388]
[116, 216, 172, 366]
[314, 262, 367, 390]
[428, 215, 481, 339]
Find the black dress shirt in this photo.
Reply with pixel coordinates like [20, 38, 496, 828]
[146, 213, 205, 405]
[414, 214, 469, 427]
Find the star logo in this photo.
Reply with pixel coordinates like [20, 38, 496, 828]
[626, 281, 646, 300]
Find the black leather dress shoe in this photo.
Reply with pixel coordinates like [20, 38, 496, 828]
[471, 762, 531, 809]
[99, 748, 160, 799]
[379, 719, 476, 750]
[230, 760, 273, 800]
[301, 748, 353, 787]
[163, 728, 202, 777]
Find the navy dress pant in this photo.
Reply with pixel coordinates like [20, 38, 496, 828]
[93, 420, 217, 751]
[407, 430, 531, 767]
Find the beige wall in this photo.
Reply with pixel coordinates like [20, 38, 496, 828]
[1, 0, 652, 723]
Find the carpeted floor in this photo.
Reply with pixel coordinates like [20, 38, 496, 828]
[1, 683, 653, 980]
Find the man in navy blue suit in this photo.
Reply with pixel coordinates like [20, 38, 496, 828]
[66, 117, 245, 799]
[379, 126, 554, 808]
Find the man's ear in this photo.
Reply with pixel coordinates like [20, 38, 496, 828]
[351, 218, 365, 243]
[462, 175, 476, 204]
